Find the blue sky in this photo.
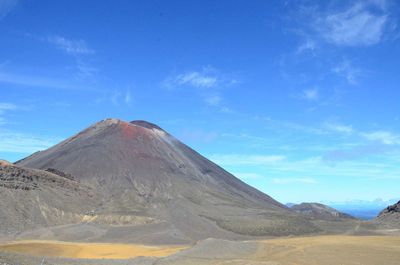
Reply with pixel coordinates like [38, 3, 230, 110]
[1, 0, 400, 204]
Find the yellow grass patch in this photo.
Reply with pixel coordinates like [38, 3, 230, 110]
[0, 240, 187, 259]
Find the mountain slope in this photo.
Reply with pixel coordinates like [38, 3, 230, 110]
[15, 118, 319, 241]
[375, 201, 400, 227]
[0, 162, 98, 236]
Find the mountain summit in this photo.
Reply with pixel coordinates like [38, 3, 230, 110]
[14, 118, 318, 243]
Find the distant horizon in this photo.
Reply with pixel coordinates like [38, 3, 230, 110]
[2, 0, 400, 203]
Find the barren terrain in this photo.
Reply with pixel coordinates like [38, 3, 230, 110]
[1, 235, 400, 264]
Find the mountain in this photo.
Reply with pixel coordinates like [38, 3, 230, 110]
[290, 203, 356, 221]
[13, 118, 319, 243]
[285, 203, 296, 208]
[375, 201, 400, 227]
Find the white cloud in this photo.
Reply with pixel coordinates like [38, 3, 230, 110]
[296, 39, 317, 54]
[0, 102, 18, 125]
[322, 144, 393, 162]
[204, 95, 222, 106]
[253, 116, 326, 135]
[110, 91, 121, 106]
[163, 68, 221, 90]
[0, 103, 58, 155]
[0, 102, 17, 113]
[294, 1, 392, 48]
[179, 129, 217, 143]
[209, 154, 286, 166]
[105, 90, 132, 106]
[174, 71, 217, 88]
[76, 60, 98, 78]
[361, 131, 400, 145]
[0, 70, 81, 89]
[324, 122, 354, 134]
[272, 177, 317, 184]
[163, 67, 237, 112]
[323, 122, 400, 146]
[125, 90, 132, 104]
[48, 36, 94, 55]
[0, 0, 18, 19]
[46, 36, 97, 79]
[163, 67, 238, 90]
[301, 88, 319, 101]
[220, 106, 234, 113]
[332, 59, 361, 84]
[317, 2, 388, 46]
[233, 172, 265, 180]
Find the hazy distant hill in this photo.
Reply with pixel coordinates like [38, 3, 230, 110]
[290, 203, 355, 221]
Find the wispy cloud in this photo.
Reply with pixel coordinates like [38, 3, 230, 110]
[163, 67, 223, 90]
[292, 1, 393, 48]
[204, 95, 222, 106]
[296, 39, 317, 54]
[163, 67, 237, 112]
[48, 36, 95, 56]
[323, 121, 400, 146]
[324, 122, 353, 134]
[253, 116, 326, 135]
[97, 89, 133, 106]
[76, 60, 98, 78]
[361, 131, 400, 145]
[233, 172, 265, 180]
[209, 154, 286, 166]
[0, 0, 18, 19]
[0, 102, 21, 125]
[272, 177, 317, 184]
[178, 129, 217, 144]
[125, 90, 132, 104]
[301, 88, 319, 101]
[0, 102, 17, 113]
[316, 1, 389, 46]
[0, 102, 59, 154]
[0, 130, 59, 154]
[173, 71, 218, 89]
[320, 122, 400, 162]
[0, 70, 86, 89]
[322, 144, 395, 162]
[46, 35, 97, 78]
[332, 59, 362, 84]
